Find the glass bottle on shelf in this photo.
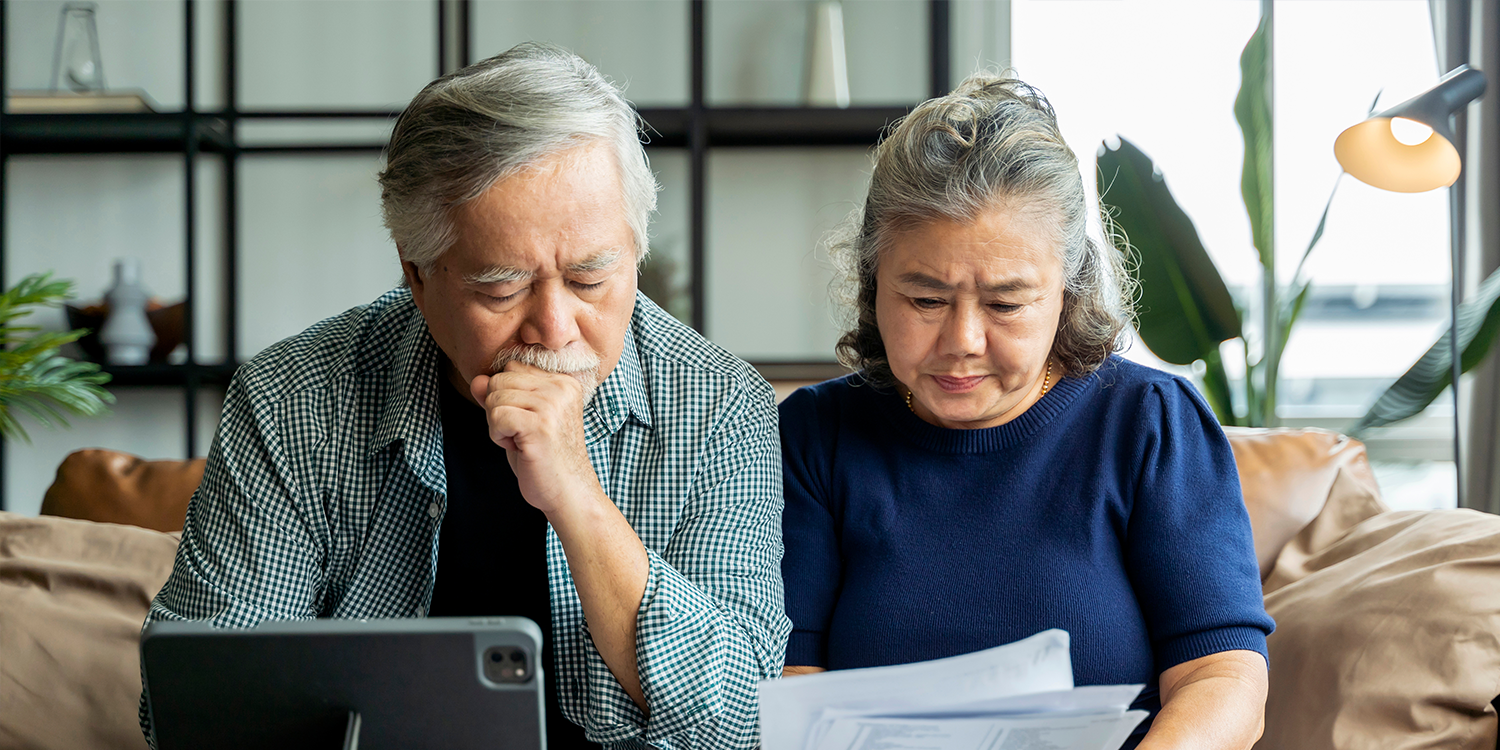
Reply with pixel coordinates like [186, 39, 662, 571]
[51, 2, 106, 93]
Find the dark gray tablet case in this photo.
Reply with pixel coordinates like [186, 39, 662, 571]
[142, 616, 545, 750]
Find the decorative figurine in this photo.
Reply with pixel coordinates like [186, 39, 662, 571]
[100, 259, 155, 365]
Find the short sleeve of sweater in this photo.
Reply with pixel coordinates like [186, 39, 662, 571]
[1126, 379, 1275, 674]
[778, 386, 840, 668]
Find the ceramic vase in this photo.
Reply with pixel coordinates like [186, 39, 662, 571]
[100, 258, 155, 365]
[805, 0, 851, 108]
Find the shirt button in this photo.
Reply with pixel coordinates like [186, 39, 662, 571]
[428, 502, 440, 519]
[416, 605, 426, 617]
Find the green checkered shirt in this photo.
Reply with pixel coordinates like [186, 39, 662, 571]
[141, 289, 791, 750]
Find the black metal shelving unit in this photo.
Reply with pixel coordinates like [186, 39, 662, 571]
[0, 0, 953, 510]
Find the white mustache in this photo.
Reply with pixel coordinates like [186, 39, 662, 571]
[489, 344, 601, 399]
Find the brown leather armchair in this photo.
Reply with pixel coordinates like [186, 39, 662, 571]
[39, 449, 204, 533]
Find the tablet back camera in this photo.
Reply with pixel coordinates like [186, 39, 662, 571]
[482, 646, 532, 684]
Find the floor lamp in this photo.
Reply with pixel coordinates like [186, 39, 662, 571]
[1334, 64, 1487, 505]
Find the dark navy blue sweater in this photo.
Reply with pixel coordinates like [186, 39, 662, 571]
[779, 357, 1273, 739]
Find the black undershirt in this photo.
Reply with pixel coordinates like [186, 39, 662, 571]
[429, 373, 597, 750]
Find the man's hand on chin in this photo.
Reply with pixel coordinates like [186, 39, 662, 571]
[470, 362, 602, 517]
[471, 361, 652, 712]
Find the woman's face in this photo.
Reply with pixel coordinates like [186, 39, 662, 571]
[874, 206, 1066, 429]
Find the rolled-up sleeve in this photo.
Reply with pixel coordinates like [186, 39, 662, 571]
[585, 382, 791, 750]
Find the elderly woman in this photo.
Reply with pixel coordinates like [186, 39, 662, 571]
[778, 73, 1274, 750]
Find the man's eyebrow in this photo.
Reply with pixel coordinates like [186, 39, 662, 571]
[895, 271, 1037, 294]
[567, 247, 626, 275]
[460, 248, 625, 284]
[463, 266, 532, 285]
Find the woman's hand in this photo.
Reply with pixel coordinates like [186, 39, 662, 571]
[1138, 650, 1268, 750]
[783, 665, 827, 677]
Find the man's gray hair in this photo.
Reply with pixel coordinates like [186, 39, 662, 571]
[829, 71, 1135, 386]
[380, 42, 659, 272]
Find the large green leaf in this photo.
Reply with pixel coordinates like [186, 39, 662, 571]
[1097, 137, 1243, 369]
[1235, 15, 1274, 273]
[1199, 347, 1238, 426]
[1353, 267, 1500, 434]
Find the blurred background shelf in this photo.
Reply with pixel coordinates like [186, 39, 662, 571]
[95, 363, 240, 387]
[0, 113, 232, 154]
[702, 106, 911, 146]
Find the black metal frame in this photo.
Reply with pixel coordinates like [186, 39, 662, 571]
[0, 0, 952, 510]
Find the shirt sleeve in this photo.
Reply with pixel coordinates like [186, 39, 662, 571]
[777, 386, 841, 668]
[584, 379, 792, 750]
[139, 373, 325, 747]
[1125, 379, 1276, 675]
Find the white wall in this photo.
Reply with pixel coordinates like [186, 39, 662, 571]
[236, 154, 400, 357]
[473, 0, 688, 106]
[706, 148, 871, 360]
[238, 0, 436, 110]
[708, 0, 926, 106]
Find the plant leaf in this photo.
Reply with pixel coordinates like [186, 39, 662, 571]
[1097, 137, 1242, 366]
[1200, 347, 1241, 426]
[1272, 280, 1314, 370]
[0, 272, 112, 441]
[1288, 174, 1342, 286]
[1243, 340, 1261, 426]
[1235, 15, 1275, 272]
[1353, 266, 1500, 434]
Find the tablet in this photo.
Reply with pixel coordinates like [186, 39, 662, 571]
[142, 616, 545, 750]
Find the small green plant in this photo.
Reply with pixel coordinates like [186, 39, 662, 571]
[0, 273, 113, 441]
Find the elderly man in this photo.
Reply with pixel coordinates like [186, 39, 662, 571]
[140, 43, 789, 750]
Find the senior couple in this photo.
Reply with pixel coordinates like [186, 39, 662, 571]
[142, 44, 1272, 750]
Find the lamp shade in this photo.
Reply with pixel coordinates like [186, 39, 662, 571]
[1334, 65, 1486, 193]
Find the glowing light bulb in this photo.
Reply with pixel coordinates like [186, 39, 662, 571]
[1390, 117, 1434, 146]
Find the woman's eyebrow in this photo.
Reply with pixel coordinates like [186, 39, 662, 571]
[896, 271, 1035, 293]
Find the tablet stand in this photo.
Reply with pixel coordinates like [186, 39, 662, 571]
[342, 710, 362, 750]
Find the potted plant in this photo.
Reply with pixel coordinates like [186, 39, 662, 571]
[0, 273, 114, 440]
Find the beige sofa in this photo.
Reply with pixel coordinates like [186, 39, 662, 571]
[1, 429, 1498, 749]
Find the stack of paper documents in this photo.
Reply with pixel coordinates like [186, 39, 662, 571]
[759, 630, 1147, 750]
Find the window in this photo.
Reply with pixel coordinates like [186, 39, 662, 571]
[1011, 0, 1454, 508]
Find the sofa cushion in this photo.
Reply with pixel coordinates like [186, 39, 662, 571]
[40, 449, 204, 533]
[1259, 508, 1500, 749]
[1224, 427, 1378, 581]
[0, 511, 179, 749]
[1262, 451, 1389, 596]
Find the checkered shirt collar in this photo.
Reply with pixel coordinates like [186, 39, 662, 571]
[366, 295, 655, 471]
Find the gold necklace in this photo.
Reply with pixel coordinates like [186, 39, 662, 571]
[905, 359, 1053, 414]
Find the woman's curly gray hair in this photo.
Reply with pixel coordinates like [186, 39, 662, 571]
[830, 72, 1134, 387]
